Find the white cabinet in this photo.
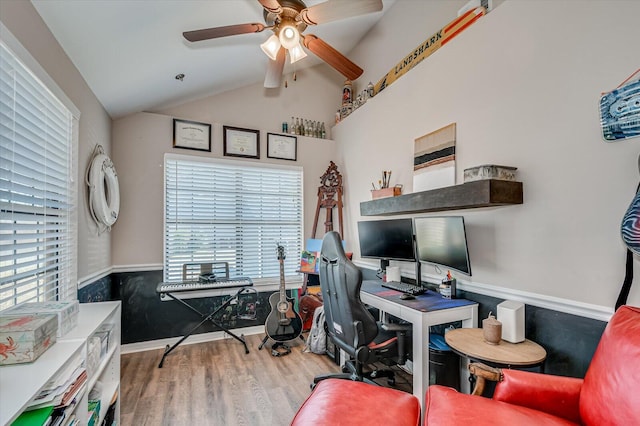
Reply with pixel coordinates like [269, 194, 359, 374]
[0, 301, 121, 426]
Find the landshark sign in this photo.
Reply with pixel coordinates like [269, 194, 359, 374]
[374, 7, 486, 95]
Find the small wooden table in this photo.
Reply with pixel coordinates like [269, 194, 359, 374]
[445, 328, 547, 394]
[445, 328, 547, 368]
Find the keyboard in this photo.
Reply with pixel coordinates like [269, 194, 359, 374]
[381, 281, 426, 296]
[157, 277, 253, 294]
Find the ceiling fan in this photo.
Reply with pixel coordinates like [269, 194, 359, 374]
[182, 0, 383, 88]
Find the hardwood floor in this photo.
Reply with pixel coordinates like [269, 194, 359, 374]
[120, 333, 412, 426]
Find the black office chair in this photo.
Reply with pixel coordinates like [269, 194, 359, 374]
[313, 231, 411, 386]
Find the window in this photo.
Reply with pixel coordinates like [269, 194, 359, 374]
[164, 154, 303, 283]
[0, 40, 78, 310]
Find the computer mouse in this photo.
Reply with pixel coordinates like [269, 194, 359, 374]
[400, 293, 415, 300]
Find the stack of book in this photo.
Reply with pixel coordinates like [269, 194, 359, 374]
[14, 358, 87, 426]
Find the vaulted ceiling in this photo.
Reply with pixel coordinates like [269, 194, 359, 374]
[32, 0, 395, 118]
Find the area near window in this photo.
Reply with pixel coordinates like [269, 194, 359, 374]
[0, 37, 78, 310]
[163, 154, 303, 285]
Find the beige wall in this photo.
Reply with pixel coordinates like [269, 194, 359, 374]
[6, 0, 637, 311]
[0, 0, 113, 284]
[333, 0, 640, 309]
[111, 66, 342, 266]
[350, 0, 468, 90]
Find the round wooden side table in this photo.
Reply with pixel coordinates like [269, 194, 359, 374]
[445, 328, 547, 394]
[445, 328, 547, 368]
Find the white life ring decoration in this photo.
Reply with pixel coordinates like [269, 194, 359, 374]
[87, 150, 120, 231]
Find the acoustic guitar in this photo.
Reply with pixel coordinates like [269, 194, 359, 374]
[264, 244, 303, 342]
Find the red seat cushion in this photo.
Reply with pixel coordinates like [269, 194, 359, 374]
[424, 386, 579, 426]
[291, 378, 420, 426]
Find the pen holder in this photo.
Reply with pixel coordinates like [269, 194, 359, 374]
[439, 278, 456, 299]
[371, 186, 402, 200]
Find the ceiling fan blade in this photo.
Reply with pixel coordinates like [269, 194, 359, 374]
[302, 35, 363, 81]
[183, 23, 266, 42]
[264, 47, 286, 88]
[300, 0, 383, 25]
[257, 0, 282, 14]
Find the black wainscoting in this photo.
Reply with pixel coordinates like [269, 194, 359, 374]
[78, 275, 117, 303]
[456, 290, 606, 378]
[81, 271, 283, 345]
[362, 267, 607, 379]
[79, 268, 607, 379]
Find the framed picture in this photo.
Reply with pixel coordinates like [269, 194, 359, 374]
[267, 133, 297, 161]
[173, 119, 211, 152]
[223, 126, 260, 159]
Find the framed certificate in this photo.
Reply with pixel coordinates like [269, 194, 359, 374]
[173, 119, 211, 152]
[267, 133, 297, 161]
[223, 126, 260, 159]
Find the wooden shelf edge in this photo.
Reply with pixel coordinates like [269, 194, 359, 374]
[360, 179, 523, 216]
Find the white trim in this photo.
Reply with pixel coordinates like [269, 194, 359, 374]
[77, 264, 163, 289]
[0, 22, 80, 119]
[77, 264, 303, 292]
[120, 325, 266, 354]
[353, 259, 613, 322]
[456, 279, 613, 322]
[164, 152, 304, 173]
[82, 259, 613, 322]
[77, 267, 112, 289]
[112, 264, 164, 273]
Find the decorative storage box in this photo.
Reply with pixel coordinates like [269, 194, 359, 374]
[0, 314, 58, 365]
[94, 323, 115, 359]
[3, 300, 79, 337]
[87, 336, 102, 374]
[463, 165, 517, 182]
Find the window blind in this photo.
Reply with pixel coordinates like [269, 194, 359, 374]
[0, 41, 76, 310]
[164, 155, 303, 283]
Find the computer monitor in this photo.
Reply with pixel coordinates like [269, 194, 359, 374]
[357, 218, 416, 271]
[414, 216, 472, 276]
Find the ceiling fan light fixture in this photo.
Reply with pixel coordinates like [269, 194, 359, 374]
[260, 34, 281, 61]
[288, 43, 307, 64]
[278, 24, 300, 50]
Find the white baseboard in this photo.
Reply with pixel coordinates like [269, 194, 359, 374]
[121, 325, 266, 354]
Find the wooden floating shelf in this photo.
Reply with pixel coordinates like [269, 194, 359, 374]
[360, 179, 523, 216]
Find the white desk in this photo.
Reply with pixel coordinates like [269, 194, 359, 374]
[360, 280, 478, 408]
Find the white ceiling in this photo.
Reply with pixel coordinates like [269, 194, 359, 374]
[31, 0, 395, 119]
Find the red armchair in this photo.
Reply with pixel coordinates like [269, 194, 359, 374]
[291, 306, 639, 425]
[424, 305, 640, 425]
